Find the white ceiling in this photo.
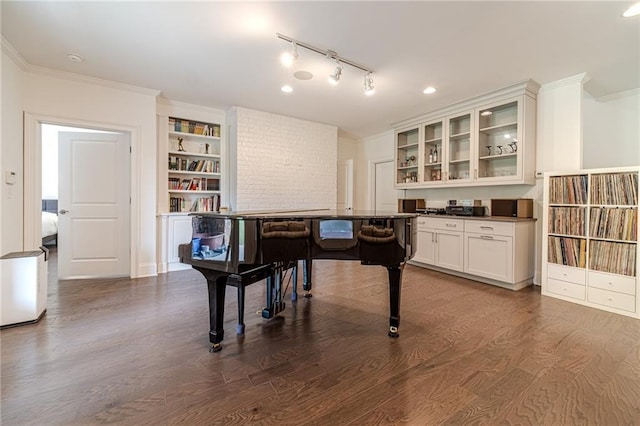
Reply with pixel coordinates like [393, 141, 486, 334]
[2, 1, 639, 139]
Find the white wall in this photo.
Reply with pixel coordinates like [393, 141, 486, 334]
[229, 107, 338, 211]
[583, 89, 640, 168]
[1, 49, 25, 255]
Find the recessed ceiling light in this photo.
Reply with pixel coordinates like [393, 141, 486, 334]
[623, 1, 640, 17]
[281, 85, 293, 93]
[293, 70, 313, 80]
[423, 86, 436, 94]
[66, 53, 83, 63]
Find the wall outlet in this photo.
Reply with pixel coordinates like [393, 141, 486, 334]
[535, 171, 543, 179]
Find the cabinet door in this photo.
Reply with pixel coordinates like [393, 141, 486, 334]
[168, 215, 193, 268]
[422, 119, 445, 185]
[435, 231, 464, 270]
[414, 229, 436, 265]
[445, 111, 474, 183]
[395, 126, 421, 187]
[464, 233, 514, 282]
[475, 97, 522, 183]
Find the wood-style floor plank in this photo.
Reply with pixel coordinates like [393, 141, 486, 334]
[2, 250, 639, 425]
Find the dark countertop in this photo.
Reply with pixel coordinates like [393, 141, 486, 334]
[419, 214, 536, 222]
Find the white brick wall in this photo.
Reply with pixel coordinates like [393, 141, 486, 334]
[230, 107, 337, 211]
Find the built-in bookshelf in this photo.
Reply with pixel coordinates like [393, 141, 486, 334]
[542, 167, 640, 318]
[166, 116, 222, 213]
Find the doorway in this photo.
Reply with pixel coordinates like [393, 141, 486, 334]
[40, 124, 131, 280]
[369, 158, 402, 212]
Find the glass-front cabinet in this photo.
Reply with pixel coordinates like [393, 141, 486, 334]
[476, 99, 521, 183]
[395, 126, 420, 186]
[422, 119, 443, 184]
[393, 79, 538, 189]
[446, 112, 473, 183]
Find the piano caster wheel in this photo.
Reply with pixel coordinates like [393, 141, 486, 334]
[388, 326, 399, 338]
[209, 343, 222, 353]
[236, 324, 245, 335]
[304, 291, 313, 298]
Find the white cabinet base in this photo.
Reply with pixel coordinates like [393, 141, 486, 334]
[408, 260, 532, 291]
[157, 213, 193, 273]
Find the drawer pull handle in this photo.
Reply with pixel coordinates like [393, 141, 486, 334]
[608, 298, 613, 301]
[480, 235, 494, 240]
[446, 224, 456, 227]
[480, 226, 494, 230]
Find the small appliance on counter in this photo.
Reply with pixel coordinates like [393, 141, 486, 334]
[398, 198, 426, 213]
[445, 199, 486, 216]
[491, 199, 533, 218]
[423, 207, 447, 215]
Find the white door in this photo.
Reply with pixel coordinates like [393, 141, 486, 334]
[374, 160, 398, 212]
[337, 159, 353, 211]
[58, 131, 130, 279]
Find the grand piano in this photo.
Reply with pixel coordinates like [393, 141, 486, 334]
[179, 209, 417, 352]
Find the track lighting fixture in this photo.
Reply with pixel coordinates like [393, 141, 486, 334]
[328, 61, 342, 85]
[364, 73, 375, 96]
[277, 33, 375, 95]
[280, 42, 298, 67]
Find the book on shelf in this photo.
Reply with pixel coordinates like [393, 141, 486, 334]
[590, 173, 639, 205]
[547, 236, 586, 268]
[549, 175, 588, 204]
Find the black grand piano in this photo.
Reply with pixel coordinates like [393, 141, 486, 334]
[179, 209, 417, 352]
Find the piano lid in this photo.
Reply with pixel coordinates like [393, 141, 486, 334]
[191, 208, 418, 220]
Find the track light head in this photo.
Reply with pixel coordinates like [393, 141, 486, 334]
[280, 42, 298, 67]
[328, 64, 342, 85]
[364, 73, 375, 96]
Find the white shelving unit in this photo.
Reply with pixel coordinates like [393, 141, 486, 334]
[542, 166, 639, 318]
[156, 103, 226, 273]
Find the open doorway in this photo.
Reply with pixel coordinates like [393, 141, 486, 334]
[41, 124, 131, 280]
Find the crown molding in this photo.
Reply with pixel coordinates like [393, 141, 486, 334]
[27, 64, 161, 97]
[596, 87, 640, 102]
[2, 36, 160, 97]
[539, 73, 591, 92]
[2, 36, 28, 70]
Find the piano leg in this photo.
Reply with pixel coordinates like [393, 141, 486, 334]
[291, 262, 298, 301]
[387, 265, 403, 338]
[303, 258, 313, 298]
[206, 274, 227, 352]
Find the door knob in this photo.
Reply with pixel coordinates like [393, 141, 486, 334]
[59, 209, 69, 214]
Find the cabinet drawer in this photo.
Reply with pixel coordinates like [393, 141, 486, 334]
[465, 220, 514, 237]
[422, 217, 464, 232]
[547, 278, 585, 300]
[588, 271, 637, 296]
[547, 263, 586, 285]
[588, 287, 636, 313]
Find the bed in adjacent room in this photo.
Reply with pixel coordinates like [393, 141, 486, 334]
[42, 199, 58, 246]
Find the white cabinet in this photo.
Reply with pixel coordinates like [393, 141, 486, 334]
[412, 216, 535, 290]
[157, 213, 193, 272]
[394, 80, 539, 189]
[542, 167, 639, 318]
[414, 217, 465, 272]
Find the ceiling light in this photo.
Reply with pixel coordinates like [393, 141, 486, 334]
[280, 42, 298, 67]
[281, 85, 293, 93]
[623, 1, 640, 17]
[328, 62, 342, 85]
[423, 86, 436, 94]
[364, 73, 375, 96]
[66, 53, 83, 63]
[293, 70, 313, 80]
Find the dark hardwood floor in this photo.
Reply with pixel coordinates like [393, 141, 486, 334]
[2, 249, 639, 425]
